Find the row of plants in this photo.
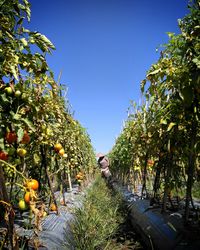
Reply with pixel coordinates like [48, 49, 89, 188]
[0, 1, 96, 249]
[109, 0, 200, 222]
[66, 175, 125, 250]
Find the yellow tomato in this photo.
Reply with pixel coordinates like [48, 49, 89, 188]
[17, 148, 27, 157]
[58, 148, 65, 156]
[54, 143, 62, 152]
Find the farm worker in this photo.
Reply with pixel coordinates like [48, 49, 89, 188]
[96, 153, 112, 182]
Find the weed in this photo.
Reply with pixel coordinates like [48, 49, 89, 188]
[64, 176, 123, 250]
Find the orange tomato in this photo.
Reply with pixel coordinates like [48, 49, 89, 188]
[26, 179, 39, 191]
[50, 203, 57, 211]
[24, 190, 36, 203]
[76, 174, 83, 179]
[58, 148, 65, 156]
[147, 159, 154, 166]
[54, 143, 62, 152]
[24, 192, 31, 203]
[76, 174, 81, 179]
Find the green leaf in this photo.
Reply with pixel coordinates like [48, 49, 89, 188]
[10, 65, 19, 80]
[33, 153, 40, 165]
[23, 0, 31, 21]
[166, 32, 175, 38]
[147, 68, 161, 77]
[30, 32, 55, 52]
[17, 127, 24, 143]
[22, 27, 30, 33]
[179, 86, 193, 107]
[160, 119, 167, 125]
[167, 122, 176, 132]
[40, 34, 55, 50]
[20, 38, 28, 47]
[1, 93, 9, 103]
[9, 111, 22, 121]
[140, 79, 146, 93]
[14, 114, 22, 120]
[21, 118, 36, 132]
[192, 58, 200, 69]
[17, 17, 24, 25]
[0, 138, 5, 150]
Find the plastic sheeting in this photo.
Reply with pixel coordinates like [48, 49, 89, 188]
[111, 181, 200, 250]
[15, 185, 88, 250]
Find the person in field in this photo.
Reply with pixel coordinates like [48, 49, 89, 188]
[97, 153, 112, 183]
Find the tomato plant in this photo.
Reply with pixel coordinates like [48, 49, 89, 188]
[110, 0, 200, 222]
[0, 0, 96, 248]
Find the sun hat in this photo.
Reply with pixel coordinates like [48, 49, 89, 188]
[96, 152, 104, 158]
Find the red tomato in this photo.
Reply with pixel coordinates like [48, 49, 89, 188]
[5, 132, 17, 144]
[21, 131, 31, 144]
[0, 151, 8, 161]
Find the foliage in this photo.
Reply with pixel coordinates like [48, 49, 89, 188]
[0, 0, 96, 248]
[109, 0, 200, 220]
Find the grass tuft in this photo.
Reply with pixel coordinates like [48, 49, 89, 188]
[65, 176, 123, 250]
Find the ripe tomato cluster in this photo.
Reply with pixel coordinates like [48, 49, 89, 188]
[5, 131, 30, 145]
[0, 130, 31, 162]
[18, 179, 39, 211]
[76, 172, 84, 183]
[26, 179, 39, 191]
[54, 143, 65, 157]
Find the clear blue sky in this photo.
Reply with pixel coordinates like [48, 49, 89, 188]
[28, 0, 189, 154]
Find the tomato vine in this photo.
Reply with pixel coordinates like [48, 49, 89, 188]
[0, 1, 96, 248]
[109, 0, 200, 222]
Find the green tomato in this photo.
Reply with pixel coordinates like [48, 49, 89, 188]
[15, 90, 21, 97]
[46, 128, 52, 136]
[8, 147, 16, 156]
[4, 87, 13, 95]
[18, 199, 29, 211]
[21, 93, 28, 100]
[14, 158, 21, 165]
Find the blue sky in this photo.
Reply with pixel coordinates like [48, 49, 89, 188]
[28, 0, 189, 154]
